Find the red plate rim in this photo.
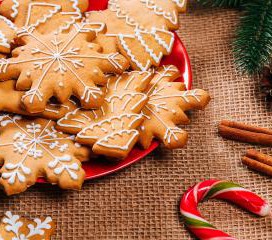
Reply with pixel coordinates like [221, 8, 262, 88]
[0, 0, 192, 183]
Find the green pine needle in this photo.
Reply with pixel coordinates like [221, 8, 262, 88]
[197, 0, 242, 8]
[233, 0, 272, 75]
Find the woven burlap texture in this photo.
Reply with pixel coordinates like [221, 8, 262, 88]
[0, 1, 271, 239]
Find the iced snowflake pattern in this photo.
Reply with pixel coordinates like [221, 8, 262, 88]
[0, 22, 126, 110]
[0, 115, 81, 185]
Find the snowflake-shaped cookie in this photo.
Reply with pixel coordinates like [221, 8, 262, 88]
[0, 211, 55, 240]
[57, 71, 153, 158]
[85, 0, 187, 70]
[139, 65, 211, 149]
[0, 114, 89, 195]
[0, 0, 89, 34]
[0, 22, 129, 113]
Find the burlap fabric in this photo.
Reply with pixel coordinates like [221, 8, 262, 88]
[0, 1, 271, 239]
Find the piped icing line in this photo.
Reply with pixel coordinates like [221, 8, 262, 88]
[180, 180, 271, 240]
[0, 16, 17, 49]
[77, 114, 142, 151]
[172, 0, 187, 8]
[24, 3, 61, 28]
[96, 129, 139, 151]
[11, 0, 19, 18]
[150, 27, 175, 53]
[119, 34, 151, 71]
[108, 0, 175, 68]
[0, 16, 17, 31]
[78, 114, 142, 135]
[0, 30, 10, 48]
[57, 0, 83, 33]
[134, 29, 163, 64]
[140, 0, 178, 25]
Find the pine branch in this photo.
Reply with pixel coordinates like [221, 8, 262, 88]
[197, 0, 243, 8]
[233, 0, 272, 75]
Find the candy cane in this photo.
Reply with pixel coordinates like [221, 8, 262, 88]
[180, 180, 271, 240]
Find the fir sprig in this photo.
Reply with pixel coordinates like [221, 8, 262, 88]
[197, 0, 242, 8]
[233, 0, 272, 74]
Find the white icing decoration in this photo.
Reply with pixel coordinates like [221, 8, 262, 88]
[1, 23, 119, 105]
[119, 35, 151, 71]
[2, 211, 52, 239]
[172, 0, 187, 8]
[11, 0, 19, 18]
[0, 115, 80, 184]
[96, 129, 139, 151]
[78, 114, 142, 139]
[0, 16, 17, 49]
[24, 3, 61, 28]
[0, 30, 10, 48]
[134, 29, 163, 64]
[140, 0, 178, 25]
[57, 0, 83, 33]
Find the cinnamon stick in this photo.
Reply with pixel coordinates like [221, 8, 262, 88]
[219, 120, 272, 146]
[242, 149, 272, 176]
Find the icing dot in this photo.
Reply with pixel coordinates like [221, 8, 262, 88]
[167, 83, 172, 87]
[75, 143, 81, 148]
[139, 25, 145, 30]
[26, 72, 31, 77]
[21, 47, 25, 51]
[93, 69, 99, 74]
[172, 110, 177, 115]
[59, 82, 64, 87]
[128, 18, 135, 24]
[140, 126, 145, 131]
[88, 44, 94, 49]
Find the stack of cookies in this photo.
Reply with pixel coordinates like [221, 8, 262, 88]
[0, 0, 210, 195]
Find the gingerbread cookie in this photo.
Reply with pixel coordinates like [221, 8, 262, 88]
[85, 0, 187, 70]
[0, 114, 89, 195]
[0, 80, 77, 120]
[139, 65, 211, 149]
[0, 0, 89, 34]
[0, 211, 55, 240]
[57, 71, 153, 158]
[0, 15, 17, 55]
[0, 22, 129, 113]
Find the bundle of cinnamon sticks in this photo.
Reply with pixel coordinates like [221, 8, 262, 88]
[219, 120, 272, 176]
[242, 149, 272, 176]
[219, 120, 272, 146]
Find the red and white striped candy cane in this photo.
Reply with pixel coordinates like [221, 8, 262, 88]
[180, 180, 271, 240]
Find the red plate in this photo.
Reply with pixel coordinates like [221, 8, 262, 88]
[0, 0, 192, 181]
